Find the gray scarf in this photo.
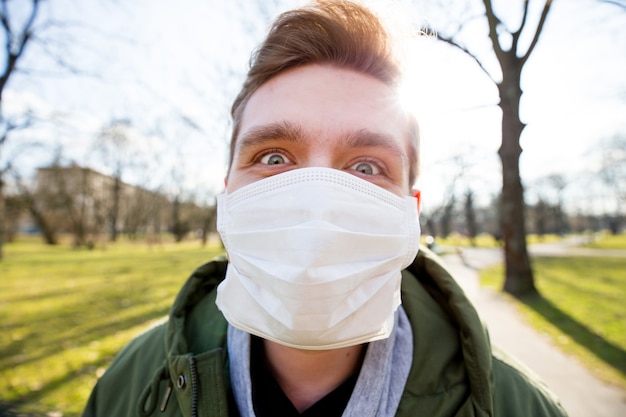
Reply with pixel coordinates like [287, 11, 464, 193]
[228, 306, 413, 417]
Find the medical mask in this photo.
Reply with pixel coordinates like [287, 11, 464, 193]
[215, 167, 420, 350]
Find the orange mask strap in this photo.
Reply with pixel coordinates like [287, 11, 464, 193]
[413, 190, 421, 215]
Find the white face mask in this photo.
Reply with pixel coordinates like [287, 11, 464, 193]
[215, 167, 420, 350]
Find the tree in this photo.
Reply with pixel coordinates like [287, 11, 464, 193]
[95, 119, 134, 242]
[464, 189, 478, 246]
[533, 198, 549, 237]
[599, 134, 626, 233]
[429, 0, 555, 295]
[440, 197, 456, 238]
[0, 0, 42, 260]
[4, 191, 23, 241]
[9, 166, 58, 244]
[35, 161, 109, 248]
[546, 174, 568, 235]
[123, 187, 159, 240]
[170, 195, 191, 243]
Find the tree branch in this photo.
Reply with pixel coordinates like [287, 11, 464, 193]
[520, 0, 554, 65]
[511, 0, 531, 55]
[0, 110, 35, 149]
[0, 0, 10, 33]
[427, 29, 497, 84]
[482, 0, 505, 58]
[0, 0, 42, 100]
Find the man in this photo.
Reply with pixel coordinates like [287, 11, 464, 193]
[83, 1, 568, 416]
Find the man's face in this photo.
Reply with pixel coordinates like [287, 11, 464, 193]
[226, 64, 413, 197]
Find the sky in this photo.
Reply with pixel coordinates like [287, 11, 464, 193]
[3, 0, 626, 215]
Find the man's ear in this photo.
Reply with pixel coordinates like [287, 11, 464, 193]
[412, 189, 421, 214]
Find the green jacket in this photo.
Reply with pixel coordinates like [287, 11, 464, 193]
[82, 249, 568, 417]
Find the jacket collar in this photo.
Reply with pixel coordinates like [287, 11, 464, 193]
[404, 248, 494, 415]
[162, 249, 494, 416]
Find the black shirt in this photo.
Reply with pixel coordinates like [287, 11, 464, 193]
[250, 336, 359, 417]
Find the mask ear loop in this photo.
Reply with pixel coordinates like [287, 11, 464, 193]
[412, 190, 421, 215]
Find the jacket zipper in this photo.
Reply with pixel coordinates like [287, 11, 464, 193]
[189, 356, 199, 417]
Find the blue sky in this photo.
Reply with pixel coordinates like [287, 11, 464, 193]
[4, 0, 626, 214]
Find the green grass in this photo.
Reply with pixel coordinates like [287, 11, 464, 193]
[480, 256, 626, 390]
[526, 233, 565, 245]
[0, 236, 225, 417]
[2, 234, 623, 415]
[422, 233, 500, 248]
[423, 232, 564, 249]
[584, 232, 626, 249]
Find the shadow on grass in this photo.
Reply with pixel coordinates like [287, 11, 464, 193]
[0, 355, 113, 417]
[0, 403, 30, 417]
[518, 293, 626, 378]
[0, 305, 169, 370]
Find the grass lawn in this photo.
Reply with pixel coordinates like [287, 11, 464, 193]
[0, 236, 225, 417]
[2, 233, 623, 415]
[424, 232, 565, 249]
[480, 255, 626, 391]
[427, 233, 500, 248]
[584, 232, 626, 249]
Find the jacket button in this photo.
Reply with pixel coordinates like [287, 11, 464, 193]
[176, 374, 187, 389]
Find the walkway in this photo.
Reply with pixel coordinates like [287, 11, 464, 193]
[439, 246, 626, 417]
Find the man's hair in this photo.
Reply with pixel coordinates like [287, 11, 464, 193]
[228, 0, 420, 187]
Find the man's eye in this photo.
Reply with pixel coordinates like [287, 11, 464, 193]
[260, 153, 290, 165]
[351, 162, 379, 175]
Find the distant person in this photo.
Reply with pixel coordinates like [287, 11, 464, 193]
[83, 1, 568, 416]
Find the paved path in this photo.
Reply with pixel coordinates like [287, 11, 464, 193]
[439, 246, 626, 417]
[528, 235, 626, 258]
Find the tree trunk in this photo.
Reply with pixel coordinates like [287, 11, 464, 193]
[465, 191, 477, 247]
[29, 206, 58, 245]
[440, 198, 455, 238]
[200, 206, 216, 247]
[20, 184, 58, 245]
[110, 176, 120, 242]
[498, 66, 536, 296]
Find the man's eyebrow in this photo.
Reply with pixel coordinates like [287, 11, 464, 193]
[237, 122, 304, 152]
[237, 123, 405, 158]
[343, 129, 405, 158]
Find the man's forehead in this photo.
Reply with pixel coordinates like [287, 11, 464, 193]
[240, 66, 407, 130]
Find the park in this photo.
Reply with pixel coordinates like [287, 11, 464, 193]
[0, 232, 625, 416]
[0, 0, 625, 416]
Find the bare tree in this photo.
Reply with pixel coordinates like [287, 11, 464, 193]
[9, 166, 58, 244]
[0, 111, 34, 253]
[421, 175, 458, 241]
[464, 189, 478, 246]
[440, 197, 456, 239]
[532, 198, 549, 238]
[427, 0, 555, 295]
[198, 205, 217, 247]
[530, 174, 569, 236]
[599, 134, 626, 233]
[546, 174, 568, 234]
[0, 0, 42, 259]
[94, 119, 134, 242]
[0, 0, 41, 98]
[35, 161, 109, 248]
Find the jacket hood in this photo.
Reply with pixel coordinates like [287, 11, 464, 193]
[167, 257, 229, 356]
[404, 248, 494, 416]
